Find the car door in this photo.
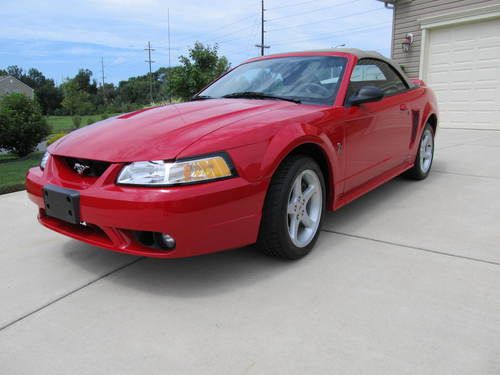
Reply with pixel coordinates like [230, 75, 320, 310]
[342, 59, 412, 192]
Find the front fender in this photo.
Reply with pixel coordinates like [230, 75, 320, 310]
[258, 122, 340, 209]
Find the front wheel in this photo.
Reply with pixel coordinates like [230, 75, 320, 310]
[404, 123, 435, 180]
[258, 156, 326, 260]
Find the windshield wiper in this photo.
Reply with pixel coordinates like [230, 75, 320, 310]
[191, 95, 214, 101]
[222, 91, 301, 104]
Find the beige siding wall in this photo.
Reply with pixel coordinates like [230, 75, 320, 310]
[391, 0, 500, 78]
[0, 77, 34, 99]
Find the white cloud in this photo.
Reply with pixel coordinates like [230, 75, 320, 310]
[0, 0, 393, 81]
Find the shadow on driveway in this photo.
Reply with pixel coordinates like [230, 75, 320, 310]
[61, 240, 306, 298]
[59, 175, 425, 298]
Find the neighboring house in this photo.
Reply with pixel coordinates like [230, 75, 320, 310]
[0, 75, 34, 99]
[377, 0, 500, 129]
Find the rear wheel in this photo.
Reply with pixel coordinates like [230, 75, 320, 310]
[258, 156, 326, 260]
[404, 123, 435, 180]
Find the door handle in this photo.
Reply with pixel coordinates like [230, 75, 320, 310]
[400, 104, 409, 111]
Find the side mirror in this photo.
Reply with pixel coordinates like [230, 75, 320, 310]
[348, 86, 384, 106]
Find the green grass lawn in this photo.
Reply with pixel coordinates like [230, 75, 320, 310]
[46, 115, 104, 133]
[0, 152, 43, 194]
[46, 114, 119, 133]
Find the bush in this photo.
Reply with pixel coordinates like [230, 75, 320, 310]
[100, 113, 109, 120]
[72, 115, 81, 129]
[46, 132, 67, 146]
[0, 93, 50, 157]
[86, 118, 94, 125]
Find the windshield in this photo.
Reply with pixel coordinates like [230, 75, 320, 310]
[199, 56, 347, 105]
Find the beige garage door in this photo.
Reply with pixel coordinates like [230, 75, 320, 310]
[425, 18, 500, 129]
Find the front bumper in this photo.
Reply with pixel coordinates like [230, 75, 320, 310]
[26, 161, 267, 258]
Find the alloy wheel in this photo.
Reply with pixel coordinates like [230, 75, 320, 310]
[286, 169, 323, 248]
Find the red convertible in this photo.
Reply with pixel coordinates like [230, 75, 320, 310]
[26, 49, 438, 259]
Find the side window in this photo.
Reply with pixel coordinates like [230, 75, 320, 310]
[347, 59, 408, 100]
[351, 64, 386, 82]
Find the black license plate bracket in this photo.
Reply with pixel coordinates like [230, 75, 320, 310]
[43, 185, 80, 224]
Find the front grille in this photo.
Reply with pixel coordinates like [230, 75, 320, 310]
[64, 157, 110, 177]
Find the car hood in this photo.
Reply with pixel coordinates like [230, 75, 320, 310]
[49, 99, 295, 162]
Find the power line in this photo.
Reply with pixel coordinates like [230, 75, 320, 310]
[267, 0, 322, 11]
[218, 7, 387, 48]
[100, 56, 106, 102]
[255, 0, 270, 56]
[173, 13, 258, 45]
[167, 8, 172, 103]
[205, 21, 260, 45]
[271, 23, 390, 47]
[144, 41, 155, 103]
[267, 0, 363, 22]
[219, 15, 261, 57]
[268, 7, 385, 32]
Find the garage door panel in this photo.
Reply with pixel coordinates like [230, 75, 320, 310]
[426, 18, 500, 129]
[427, 50, 450, 65]
[451, 50, 476, 63]
[475, 88, 498, 103]
[428, 71, 450, 84]
[450, 71, 473, 84]
[477, 46, 500, 60]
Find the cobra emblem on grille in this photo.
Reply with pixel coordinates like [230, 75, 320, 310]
[74, 162, 90, 175]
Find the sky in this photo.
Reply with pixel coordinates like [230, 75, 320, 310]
[0, 0, 393, 85]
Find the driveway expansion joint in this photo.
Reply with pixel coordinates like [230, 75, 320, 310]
[433, 170, 500, 180]
[0, 257, 144, 333]
[322, 229, 500, 267]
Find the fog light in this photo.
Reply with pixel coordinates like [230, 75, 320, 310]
[158, 233, 176, 249]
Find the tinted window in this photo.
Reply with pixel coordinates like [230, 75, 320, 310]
[351, 64, 386, 81]
[347, 59, 408, 100]
[199, 56, 347, 105]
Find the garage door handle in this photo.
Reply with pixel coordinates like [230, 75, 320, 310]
[400, 104, 409, 111]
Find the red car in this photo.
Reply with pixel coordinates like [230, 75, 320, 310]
[26, 49, 438, 260]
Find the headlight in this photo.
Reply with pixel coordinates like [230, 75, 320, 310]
[40, 151, 50, 170]
[116, 154, 234, 186]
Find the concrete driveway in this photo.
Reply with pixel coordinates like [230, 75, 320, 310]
[1, 128, 499, 374]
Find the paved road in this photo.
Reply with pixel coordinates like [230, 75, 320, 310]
[1, 129, 499, 374]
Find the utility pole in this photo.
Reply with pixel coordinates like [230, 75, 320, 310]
[100, 57, 106, 103]
[255, 0, 269, 56]
[167, 8, 172, 103]
[145, 41, 155, 103]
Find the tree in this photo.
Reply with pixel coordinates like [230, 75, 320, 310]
[22, 68, 63, 115]
[61, 76, 94, 115]
[169, 42, 230, 100]
[0, 93, 49, 157]
[73, 69, 98, 95]
[1, 67, 63, 114]
[23, 68, 46, 88]
[36, 81, 63, 115]
[6, 65, 24, 80]
[117, 75, 156, 104]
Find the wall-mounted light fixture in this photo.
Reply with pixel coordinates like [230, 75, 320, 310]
[402, 33, 414, 53]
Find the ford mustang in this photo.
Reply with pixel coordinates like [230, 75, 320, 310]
[26, 49, 438, 260]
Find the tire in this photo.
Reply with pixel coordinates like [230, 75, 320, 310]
[404, 123, 435, 180]
[258, 155, 326, 260]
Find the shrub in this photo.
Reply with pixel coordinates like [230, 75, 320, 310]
[72, 115, 81, 129]
[0, 93, 50, 157]
[86, 118, 94, 125]
[100, 113, 109, 120]
[46, 132, 67, 146]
